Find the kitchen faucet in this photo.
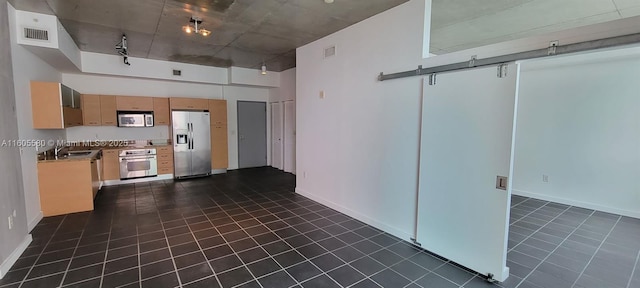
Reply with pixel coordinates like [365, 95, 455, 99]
[54, 143, 65, 159]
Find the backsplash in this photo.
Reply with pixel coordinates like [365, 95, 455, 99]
[65, 125, 170, 142]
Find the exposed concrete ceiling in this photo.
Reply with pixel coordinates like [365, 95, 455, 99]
[430, 0, 640, 54]
[8, 0, 640, 70]
[8, 0, 408, 71]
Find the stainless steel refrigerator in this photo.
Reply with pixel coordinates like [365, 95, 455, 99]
[172, 111, 211, 179]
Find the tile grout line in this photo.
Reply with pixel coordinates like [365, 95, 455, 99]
[152, 188, 184, 288]
[513, 209, 596, 288]
[183, 182, 270, 288]
[626, 249, 640, 288]
[136, 189, 143, 288]
[571, 215, 622, 288]
[17, 215, 68, 288]
[210, 183, 304, 288]
[226, 182, 353, 287]
[507, 202, 573, 254]
[233, 182, 428, 288]
[175, 184, 230, 288]
[57, 219, 89, 287]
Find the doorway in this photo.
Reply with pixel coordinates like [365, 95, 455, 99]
[237, 101, 267, 168]
[283, 101, 296, 174]
[271, 102, 283, 170]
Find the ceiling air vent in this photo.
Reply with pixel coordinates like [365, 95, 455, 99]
[173, 69, 182, 76]
[23, 27, 49, 41]
[324, 45, 336, 59]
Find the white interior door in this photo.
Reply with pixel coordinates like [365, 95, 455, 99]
[271, 102, 283, 170]
[416, 64, 518, 282]
[283, 101, 296, 174]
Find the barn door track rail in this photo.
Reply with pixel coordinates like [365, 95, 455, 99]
[378, 32, 640, 81]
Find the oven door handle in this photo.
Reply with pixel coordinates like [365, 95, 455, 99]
[121, 156, 157, 161]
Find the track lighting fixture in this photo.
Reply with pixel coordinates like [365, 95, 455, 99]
[183, 17, 210, 36]
[115, 34, 130, 65]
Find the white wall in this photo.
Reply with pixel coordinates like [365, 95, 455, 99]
[269, 68, 296, 172]
[513, 46, 640, 218]
[62, 73, 271, 170]
[8, 4, 65, 230]
[0, 1, 30, 278]
[269, 68, 296, 102]
[81, 52, 229, 85]
[230, 67, 280, 88]
[296, 0, 430, 240]
[66, 126, 170, 142]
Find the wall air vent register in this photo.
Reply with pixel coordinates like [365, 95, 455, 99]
[23, 27, 49, 41]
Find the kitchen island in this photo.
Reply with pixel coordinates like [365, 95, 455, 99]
[37, 150, 101, 216]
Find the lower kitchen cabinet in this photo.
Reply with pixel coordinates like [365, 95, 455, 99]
[38, 159, 100, 216]
[157, 145, 174, 175]
[102, 149, 120, 180]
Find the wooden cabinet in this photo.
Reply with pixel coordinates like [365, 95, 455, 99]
[209, 99, 228, 169]
[116, 96, 154, 111]
[31, 81, 83, 129]
[91, 160, 100, 198]
[38, 159, 99, 217]
[82, 94, 102, 126]
[102, 149, 120, 180]
[157, 146, 174, 175]
[100, 96, 117, 126]
[153, 98, 171, 125]
[170, 97, 209, 110]
[62, 107, 83, 128]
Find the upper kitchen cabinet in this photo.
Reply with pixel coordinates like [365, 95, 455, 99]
[81, 94, 101, 126]
[31, 81, 83, 129]
[116, 96, 154, 111]
[153, 98, 170, 125]
[100, 96, 117, 126]
[170, 97, 209, 111]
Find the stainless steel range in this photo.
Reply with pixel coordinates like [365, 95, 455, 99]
[119, 148, 158, 180]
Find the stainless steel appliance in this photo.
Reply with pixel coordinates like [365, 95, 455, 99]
[172, 111, 211, 179]
[119, 148, 158, 179]
[117, 112, 154, 127]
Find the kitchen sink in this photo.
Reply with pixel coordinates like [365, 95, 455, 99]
[67, 151, 93, 156]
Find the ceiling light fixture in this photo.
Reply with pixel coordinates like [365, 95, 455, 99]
[183, 16, 210, 36]
[261, 62, 267, 75]
[324, 0, 334, 3]
[115, 34, 130, 66]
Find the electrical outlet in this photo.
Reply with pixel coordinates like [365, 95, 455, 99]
[8, 216, 13, 230]
[542, 174, 549, 183]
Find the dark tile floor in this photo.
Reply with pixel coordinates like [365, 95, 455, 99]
[0, 167, 638, 288]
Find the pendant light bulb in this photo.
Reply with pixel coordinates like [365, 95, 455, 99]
[261, 64, 267, 75]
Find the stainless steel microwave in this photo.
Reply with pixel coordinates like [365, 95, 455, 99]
[117, 112, 154, 127]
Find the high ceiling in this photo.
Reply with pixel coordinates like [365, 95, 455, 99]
[9, 0, 640, 71]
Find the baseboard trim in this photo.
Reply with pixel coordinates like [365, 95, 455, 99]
[512, 189, 640, 219]
[0, 235, 32, 279]
[295, 187, 413, 242]
[103, 174, 174, 186]
[27, 211, 43, 232]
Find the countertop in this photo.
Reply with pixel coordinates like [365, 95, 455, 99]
[38, 150, 101, 163]
[38, 143, 172, 162]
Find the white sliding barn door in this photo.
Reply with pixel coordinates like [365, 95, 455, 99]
[416, 64, 519, 282]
